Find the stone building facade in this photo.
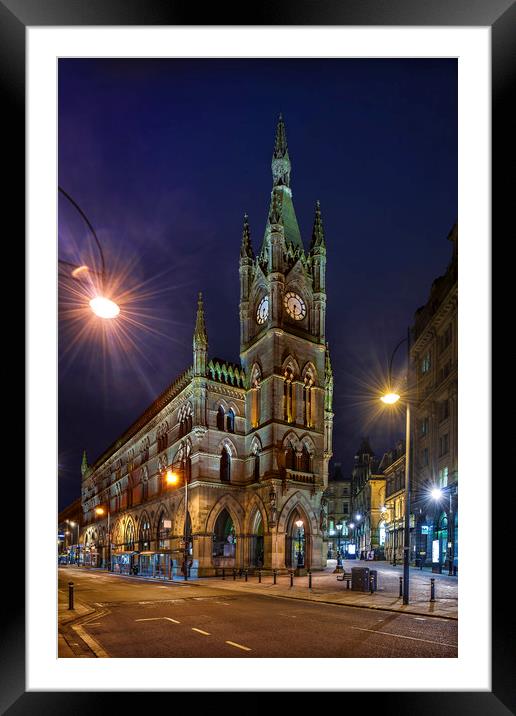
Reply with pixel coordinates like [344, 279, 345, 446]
[322, 463, 352, 558]
[410, 224, 458, 572]
[350, 438, 386, 559]
[79, 116, 334, 577]
[378, 441, 406, 564]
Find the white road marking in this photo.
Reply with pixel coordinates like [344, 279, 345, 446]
[226, 641, 252, 651]
[71, 624, 109, 658]
[94, 603, 104, 607]
[164, 618, 181, 624]
[414, 617, 427, 621]
[351, 627, 457, 648]
[135, 616, 181, 624]
[192, 628, 211, 636]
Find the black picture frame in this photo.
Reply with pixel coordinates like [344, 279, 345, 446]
[6, 0, 508, 712]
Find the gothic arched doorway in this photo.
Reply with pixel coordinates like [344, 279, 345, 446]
[249, 511, 264, 568]
[285, 509, 308, 570]
[212, 508, 236, 567]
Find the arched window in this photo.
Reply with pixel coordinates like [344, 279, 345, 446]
[125, 521, 135, 551]
[139, 517, 151, 551]
[300, 444, 311, 472]
[157, 512, 170, 550]
[285, 443, 296, 470]
[220, 447, 231, 482]
[217, 406, 225, 431]
[251, 366, 262, 428]
[178, 405, 192, 437]
[284, 368, 294, 422]
[303, 373, 313, 427]
[254, 450, 260, 481]
[226, 409, 235, 433]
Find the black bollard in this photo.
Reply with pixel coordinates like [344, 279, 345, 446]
[68, 582, 74, 610]
[258, 569, 261, 583]
[290, 571, 294, 588]
[233, 568, 236, 581]
[399, 576, 403, 598]
[370, 575, 374, 594]
[430, 578, 435, 602]
[245, 569, 248, 582]
[222, 568, 225, 580]
[308, 570, 312, 589]
[273, 569, 277, 585]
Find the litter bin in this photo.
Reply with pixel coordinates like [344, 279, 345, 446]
[351, 566, 370, 592]
[369, 569, 378, 592]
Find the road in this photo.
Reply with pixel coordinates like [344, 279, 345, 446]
[59, 567, 458, 658]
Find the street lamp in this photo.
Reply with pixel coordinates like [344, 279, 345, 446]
[58, 186, 120, 319]
[295, 519, 304, 568]
[335, 522, 343, 571]
[66, 519, 79, 564]
[95, 506, 111, 570]
[380, 332, 412, 605]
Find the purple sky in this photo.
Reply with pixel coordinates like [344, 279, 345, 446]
[58, 58, 457, 511]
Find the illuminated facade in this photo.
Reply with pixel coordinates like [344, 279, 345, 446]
[79, 117, 334, 577]
[350, 438, 386, 559]
[410, 225, 458, 573]
[379, 441, 405, 564]
[322, 463, 352, 558]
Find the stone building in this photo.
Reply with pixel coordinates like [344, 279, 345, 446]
[410, 224, 458, 573]
[58, 496, 83, 563]
[378, 440, 405, 564]
[79, 116, 334, 577]
[322, 463, 352, 558]
[350, 438, 386, 559]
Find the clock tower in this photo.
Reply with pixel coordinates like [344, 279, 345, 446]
[239, 116, 333, 552]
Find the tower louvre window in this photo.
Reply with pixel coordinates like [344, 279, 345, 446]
[284, 368, 294, 423]
[216, 406, 225, 431]
[304, 373, 314, 427]
[220, 447, 231, 482]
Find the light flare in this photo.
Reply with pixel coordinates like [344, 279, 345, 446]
[89, 295, 121, 319]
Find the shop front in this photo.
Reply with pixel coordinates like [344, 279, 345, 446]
[112, 550, 138, 575]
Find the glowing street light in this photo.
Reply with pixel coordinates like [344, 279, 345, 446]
[59, 186, 120, 319]
[165, 470, 179, 485]
[431, 487, 443, 501]
[89, 295, 121, 319]
[381, 392, 400, 405]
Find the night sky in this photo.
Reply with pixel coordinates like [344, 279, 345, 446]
[58, 58, 457, 511]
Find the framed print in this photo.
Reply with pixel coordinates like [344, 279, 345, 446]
[4, 0, 510, 711]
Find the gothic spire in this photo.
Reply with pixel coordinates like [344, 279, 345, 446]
[310, 200, 325, 251]
[325, 342, 333, 379]
[193, 292, 208, 348]
[271, 113, 291, 189]
[81, 449, 89, 477]
[240, 213, 254, 260]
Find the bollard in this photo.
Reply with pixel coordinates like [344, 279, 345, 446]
[290, 571, 294, 588]
[370, 574, 374, 594]
[222, 568, 225, 581]
[399, 576, 403, 598]
[244, 569, 248, 583]
[68, 582, 74, 610]
[258, 569, 261, 583]
[233, 568, 236, 581]
[308, 570, 312, 589]
[273, 569, 277, 585]
[346, 577, 350, 590]
[430, 578, 435, 602]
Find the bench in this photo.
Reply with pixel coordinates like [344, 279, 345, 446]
[336, 571, 352, 584]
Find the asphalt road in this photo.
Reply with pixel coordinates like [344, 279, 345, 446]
[59, 567, 458, 658]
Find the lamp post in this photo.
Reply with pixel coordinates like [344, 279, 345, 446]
[95, 506, 111, 570]
[295, 519, 304, 569]
[380, 332, 412, 605]
[58, 186, 120, 319]
[67, 520, 79, 564]
[335, 522, 343, 571]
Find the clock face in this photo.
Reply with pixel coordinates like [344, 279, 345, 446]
[284, 291, 306, 321]
[256, 296, 269, 324]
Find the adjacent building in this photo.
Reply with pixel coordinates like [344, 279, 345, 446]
[79, 116, 334, 577]
[322, 463, 352, 558]
[410, 224, 458, 573]
[350, 438, 386, 559]
[58, 497, 83, 563]
[378, 440, 405, 564]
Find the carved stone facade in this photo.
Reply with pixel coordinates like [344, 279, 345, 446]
[79, 117, 334, 576]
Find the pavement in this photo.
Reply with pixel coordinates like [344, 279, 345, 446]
[66, 559, 457, 620]
[185, 560, 458, 619]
